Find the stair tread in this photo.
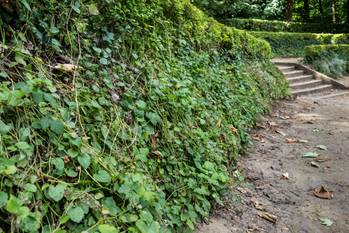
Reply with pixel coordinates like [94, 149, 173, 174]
[287, 75, 313, 80]
[291, 85, 332, 94]
[289, 80, 322, 87]
[283, 70, 304, 75]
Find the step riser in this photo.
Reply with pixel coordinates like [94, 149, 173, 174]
[287, 76, 313, 84]
[279, 67, 296, 72]
[284, 71, 305, 78]
[290, 81, 323, 90]
[292, 86, 332, 96]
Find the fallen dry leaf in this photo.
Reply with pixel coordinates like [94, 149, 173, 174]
[313, 186, 333, 199]
[310, 161, 320, 168]
[256, 123, 266, 129]
[286, 138, 298, 144]
[258, 211, 278, 224]
[315, 156, 330, 163]
[229, 125, 238, 134]
[251, 134, 265, 143]
[251, 198, 265, 211]
[281, 172, 289, 180]
[53, 63, 80, 72]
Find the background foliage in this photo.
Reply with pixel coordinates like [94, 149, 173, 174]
[0, 0, 287, 232]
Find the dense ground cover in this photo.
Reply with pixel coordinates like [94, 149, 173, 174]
[251, 31, 349, 57]
[305, 44, 349, 78]
[0, 1, 287, 232]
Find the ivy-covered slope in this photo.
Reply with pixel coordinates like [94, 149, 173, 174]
[0, 1, 287, 232]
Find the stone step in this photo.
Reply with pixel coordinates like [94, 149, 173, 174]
[287, 75, 313, 84]
[283, 70, 305, 78]
[289, 80, 323, 90]
[314, 90, 349, 99]
[291, 85, 332, 96]
[277, 66, 296, 72]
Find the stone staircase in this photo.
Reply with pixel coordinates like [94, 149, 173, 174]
[276, 63, 349, 99]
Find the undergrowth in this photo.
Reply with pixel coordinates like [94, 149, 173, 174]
[0, 1, 288, 232]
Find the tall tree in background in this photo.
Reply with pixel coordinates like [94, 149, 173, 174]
[318, 0, 324, 21]
[332, 0, 336, 23]
[285, 0, 294, 21]
[303, 0, 310, 21]
[347, 0, 349, 25]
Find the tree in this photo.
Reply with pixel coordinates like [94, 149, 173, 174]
[303, 0, 310, 21]
[285, 0, 294, 21]
[332, 0, 336, 23]
[318, 0, 324, 22]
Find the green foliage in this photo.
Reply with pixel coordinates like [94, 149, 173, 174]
[224, 18, 349, 33]
[304, 44, 349, 78]
[0, 0, 288, 232]
[251, 31, 349, 56]
[193, 0, 285, 20]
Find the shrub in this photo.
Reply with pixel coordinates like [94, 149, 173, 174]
[250, 31, 349, 57]
[223, 18, 349, 34]
[304, 44, 349, 78]
[0, 0, 287, 232]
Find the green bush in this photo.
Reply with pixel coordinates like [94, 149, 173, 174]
[250, 31, 349, 57]
[224, 18, 349, 34]
[305, 44, 349, 78]
[0, 1, 287, 232]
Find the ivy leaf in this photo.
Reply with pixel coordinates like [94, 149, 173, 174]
[67, 206, 84, 223]
[19, 0, 31, 11]
[94, 170, 111, 183]
[47, 184, 65, 202]
[99, 58, 108, 65]
[98, 224, 119, 233]
[0, 192, 8, 208]
[50, 119, 64, 135]
[23, 184, 37, 193]
[5, 196, 29, 217]
[51, 158, 65, 172]
[145, 112, 161, 125]
[102, 197, 120, 216]
[19, 212, 41, 232]
[0, 120, 12, 134]
[88, 4, 99, 16]
[78, 154, 91, 169]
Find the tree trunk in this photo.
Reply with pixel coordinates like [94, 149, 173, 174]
[318, 0, 324, 22]
[331, 0, 336, 23]
[285, 0, 294, 21]
[347, 0, 349, 26]
[303, 0, 310, 22]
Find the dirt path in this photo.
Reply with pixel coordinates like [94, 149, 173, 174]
[196, 96, 349, 233]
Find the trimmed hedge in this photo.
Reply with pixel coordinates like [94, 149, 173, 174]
[305, 44, 349, 78]
[250, 31, 349, 57]
[224, 18, 349, 34]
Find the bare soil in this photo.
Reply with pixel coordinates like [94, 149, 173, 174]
[196, 96, 349, 233]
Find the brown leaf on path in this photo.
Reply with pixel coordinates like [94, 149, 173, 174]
[251, 134, 265, 143]
[258, 211, 278, 224]
[313, 186, 333, 199]
[315, 156, 330, 163]
[286, 138, 298, 144]
[276, 130, 287, 136]
[281, 172, 289, 180]
[251, 198, 265, 211]
[256, 123, 266, 129]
